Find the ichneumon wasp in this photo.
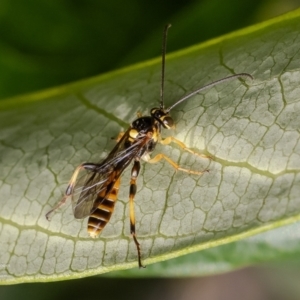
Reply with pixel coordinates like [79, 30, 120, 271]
[46, 24, 252, 268]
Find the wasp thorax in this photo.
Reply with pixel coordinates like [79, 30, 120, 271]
[132, 116, 153, 133]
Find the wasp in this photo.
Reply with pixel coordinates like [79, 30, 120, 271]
[46, 24, 252, 268]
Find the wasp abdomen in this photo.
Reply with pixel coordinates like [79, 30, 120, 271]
[87, 178, 120, 238]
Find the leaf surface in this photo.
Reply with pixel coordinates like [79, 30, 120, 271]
[1, 10, 300, 283]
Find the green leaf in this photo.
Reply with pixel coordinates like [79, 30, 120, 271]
[110, 221, 300, 277]
[1, 9, 300, 283]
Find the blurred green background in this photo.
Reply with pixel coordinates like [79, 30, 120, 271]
[1, 0, 300, 299]
[0, 0, 298, 100]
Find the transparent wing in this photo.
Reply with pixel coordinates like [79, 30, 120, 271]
[71, 129, 149, 219]
[71, 168, 111, 219]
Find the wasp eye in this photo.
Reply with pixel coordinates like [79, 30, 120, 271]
[151, 108, 159, 116]
[162, 116, 174, 129]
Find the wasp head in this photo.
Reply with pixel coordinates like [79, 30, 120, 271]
[150, 108, 175, 129]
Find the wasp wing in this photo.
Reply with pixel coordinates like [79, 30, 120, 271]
[71, 167, 111, 219]
[71, 129, 149, 219]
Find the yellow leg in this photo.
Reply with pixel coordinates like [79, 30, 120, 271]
[112, 131, 125, 142]
[160, 136, 212, 159]
[129, 160, 145, 268]
[147, 153, 208, 175]
[45, 163, 98, 220]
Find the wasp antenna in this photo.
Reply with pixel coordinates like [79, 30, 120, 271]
[166, 73, 253, 112]
[160, 24, 172, 110]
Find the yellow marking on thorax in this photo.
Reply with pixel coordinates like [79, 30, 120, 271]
[129, 129, 139, 138]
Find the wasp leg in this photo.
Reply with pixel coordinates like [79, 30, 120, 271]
[111, 131, 125, 142]
[129, 160, 145, 268]
[160, 136, 212, 159]
[45, 163, 98, 221]
[146, 153, 208, 175]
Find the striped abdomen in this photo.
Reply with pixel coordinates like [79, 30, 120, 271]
[87, 178, 121, 238]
